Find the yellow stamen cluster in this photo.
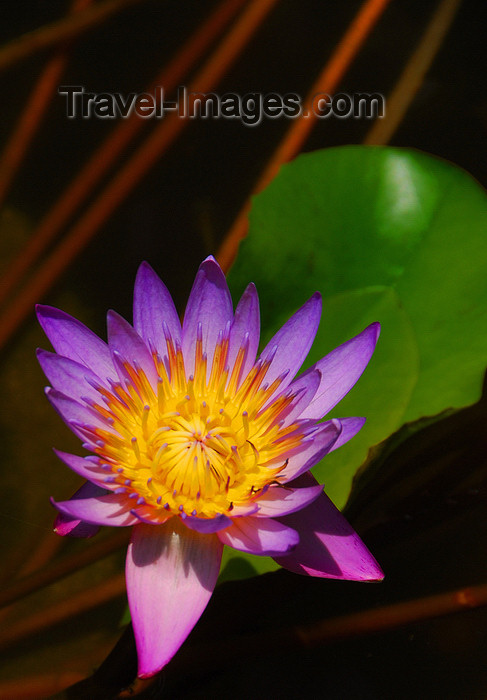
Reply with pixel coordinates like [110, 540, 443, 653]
[88, 331, 304, 520]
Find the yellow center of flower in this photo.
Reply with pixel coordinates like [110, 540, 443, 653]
[88, 330, 304, 520]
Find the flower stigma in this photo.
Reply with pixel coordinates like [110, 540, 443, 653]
[84, 323, 303, 522]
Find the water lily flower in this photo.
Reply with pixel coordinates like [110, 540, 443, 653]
[37, 256, 383, 678]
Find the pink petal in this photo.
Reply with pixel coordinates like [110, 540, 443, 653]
[300, 323, 380, 420]
[182, 257, 233, 377]
[278, 420, 342, 482]
[255, 483, 324, 517]
[227, 283, 260, 385]
[37, 350, 106, 404]
[53, 481, 105, 537]
[275, 473, 384, 581]
[258, 292, 322, 392]
[52, 492, 138, 527]
[36, 305, 117, 382]
[133, 262, 182, 351]
[217, 516, 299, 556]
[107, 310, 159, 389]
[126, 520, 223, 677]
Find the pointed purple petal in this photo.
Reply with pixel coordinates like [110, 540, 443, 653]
[255, 483, 323, 517]
[133, 262, 182, 352]
[278, 369, 321, 427]
[45, 387, 116, 440]
[258, 293, 322, 391]
[52, 492, 138, 527]
[300, 323, 380, 420]
[36, 305, 116, 382]
[181, 513, 233, 533]
[227, 283, 260, 384]
[107, 310, 158, 389]
[328, 417, 366, 452]
[37, 350, 106, 404]
[182, 257, 233, 377]
[217, 516, 299, 556]
[275, 473, 383, 581]
[54, 449, 105, 484]
[278, 420, 342, 482]
[126, 520, 223, 677]
[53, 481, 105, 537]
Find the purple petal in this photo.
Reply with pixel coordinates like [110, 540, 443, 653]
[133, 262, 182, 352]
[182, 257, 233, 377]
[277, 369, 321, 426]
[278, 420, 342, 482]
[300, 323, 380, 420]
[54, 449, 105, 484]
[53, 481, 105, 537]
[275, 473, 384, 581]
[52, 492, 139, 527]
[217, 516, 299, 556]
[126, 520, 223, 677]
[181, 513, 233, 533]
[37, 350, 106, 404]
[258, 292, 322, 392]
[227, 283, 260, 385]
[107, 311, 158, 389]
[328, 417, 366, 452]
[45, 387, 116, 441]
[36, 305, 117, 382]
[255, 483, 324, 517]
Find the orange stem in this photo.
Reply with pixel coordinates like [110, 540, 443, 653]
[0, 673, 86, 700]
[0, 0, 94, 209]
[0, 0, 281, 350]
[0, 573, 126, 652]
[364, 0, 463, 145]
[217, 0, 392, 271]
[0, 530, 129, 610]
[0, 0, 246, 309]
[0, 0, 145, 73]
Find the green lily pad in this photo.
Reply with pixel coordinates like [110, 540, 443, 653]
[228, 146, 487, 507]
[299, 286, 419, 505]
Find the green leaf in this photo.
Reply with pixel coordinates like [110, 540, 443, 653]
[300, 286, 419, 506]
[228, 146, 487, 505]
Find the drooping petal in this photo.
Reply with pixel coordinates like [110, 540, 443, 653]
[255, 483, 324, 517]
[217, 516, 299, 556]
[107, 310, 159, 389]
[36, 305, 117, 382]
[278, 419, 342, 482]
[52, 492, 139, 527]
[133, 262, 182, 351]
[227, 283, 260, 384]
[300, 323, 381, 420]
[37, 350, 106, 405]
[258, 292, 322, 391]
[328, 416, 366, 452]
[53, 481, 105, 537]
[126, 520, 223, 677]
[182, 257, 233, 377]
[275, 473, 384, 581]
